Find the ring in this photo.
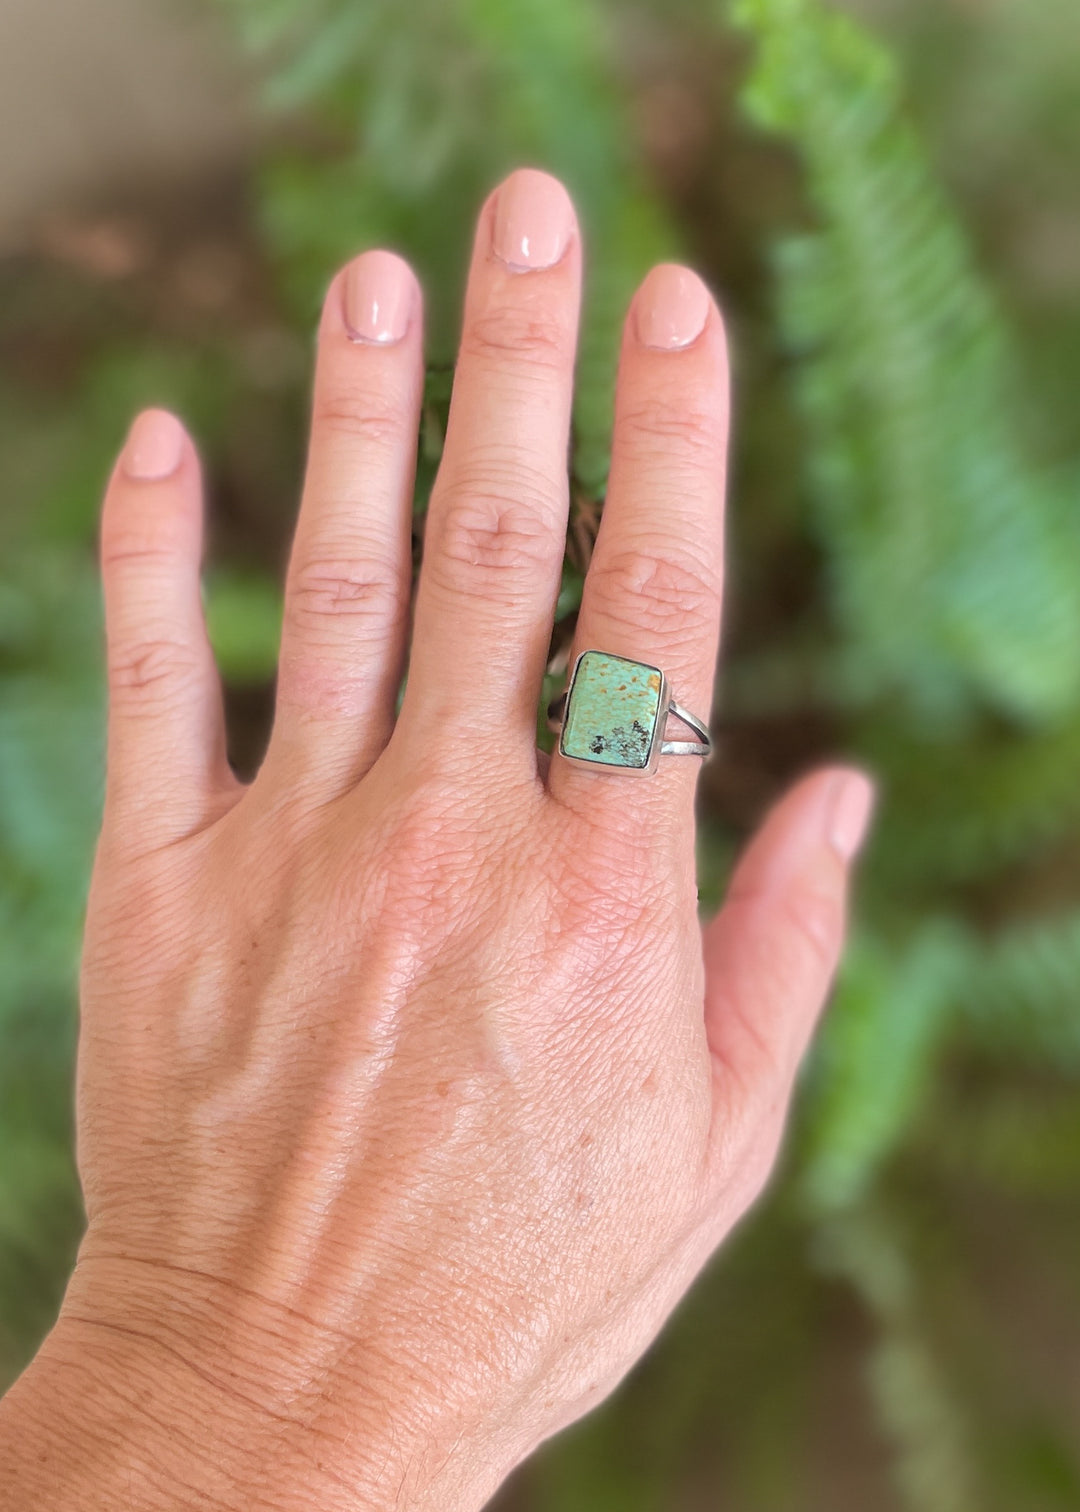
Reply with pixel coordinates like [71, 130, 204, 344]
[546, 650, 713, 775]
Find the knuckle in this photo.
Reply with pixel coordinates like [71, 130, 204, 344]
[775, 885, 843, 980]
[714, 987, 785, 1105]
[109, 637, 202, 706]
[311, 389, 410, 451]
[101, 541, 175, 574]
[585, 545, 720, 641]
[428, 475, 560, 598]
[549, 828, 673, 934]
[619, 391, 723, 465]
[102, 523, 187, 575]
[373, 778, 487, 911]
[287, 558, 405, 638]
[461, 301, 571, 372]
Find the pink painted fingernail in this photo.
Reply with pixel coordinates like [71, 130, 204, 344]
[122, 409, 184, 480]
[493, 169, 575, 272]
[634, 264, 711, 351]
[344, 250, 415, 344]
[827, 772, 876, 861]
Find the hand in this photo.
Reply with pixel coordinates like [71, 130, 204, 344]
[0, 169, 872, 1511]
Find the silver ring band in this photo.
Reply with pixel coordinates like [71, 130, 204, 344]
[547, 650, 713, 775]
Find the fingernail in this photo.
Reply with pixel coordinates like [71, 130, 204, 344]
[635, 264, 711, 351]
[344, 250, 415, 344]
[827, 772, 876, 861]
[122, 409, 184, 481]
[493, 169, 574, 272]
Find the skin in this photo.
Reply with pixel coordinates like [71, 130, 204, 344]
[0, 170, 872, 1511]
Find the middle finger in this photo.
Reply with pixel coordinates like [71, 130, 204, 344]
[397, 169, 581, 778]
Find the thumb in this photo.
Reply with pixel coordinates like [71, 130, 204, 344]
[702, 768, 875, 1139]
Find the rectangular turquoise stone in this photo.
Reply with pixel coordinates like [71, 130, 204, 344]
[560, 651, 664, 769]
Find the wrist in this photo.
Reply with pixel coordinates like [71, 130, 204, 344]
[0, 1258, 514, 1512]
[0, 1314, 270, 1512]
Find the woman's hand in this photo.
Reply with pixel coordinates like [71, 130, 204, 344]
[0, 170, 872, 1512]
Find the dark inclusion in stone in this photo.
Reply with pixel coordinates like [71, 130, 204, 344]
[601, 719, 650, 763]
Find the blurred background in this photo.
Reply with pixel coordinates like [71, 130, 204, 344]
[1, 0, 1079, 1506]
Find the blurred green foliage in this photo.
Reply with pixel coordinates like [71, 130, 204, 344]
[2, 0, 1080, 1506]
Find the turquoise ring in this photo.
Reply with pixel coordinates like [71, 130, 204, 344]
[547, 650, 712, 775]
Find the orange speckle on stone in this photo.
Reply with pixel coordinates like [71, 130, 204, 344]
[648, 673, 661, 692]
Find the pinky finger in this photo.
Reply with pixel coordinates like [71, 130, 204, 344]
[100, 410, 235, 848]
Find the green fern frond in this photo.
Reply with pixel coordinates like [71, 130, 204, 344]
[958, 912, 1080, 1072]
[0, 555, 103, 1377]
[803, 923, 968, 1213]
[216, 0, 674, 499]
[730, 0, 1080, 725]
[926, 1080, 1080, 1197]
[862, 713, 1080, 889]
[815, 1206, 978, 1512]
